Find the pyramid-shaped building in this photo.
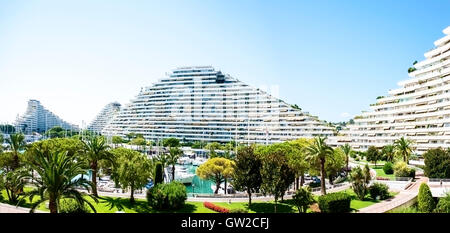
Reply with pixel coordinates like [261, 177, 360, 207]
[102, 66, 334, 144]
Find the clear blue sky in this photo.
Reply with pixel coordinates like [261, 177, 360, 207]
[1, 0, 449, 127]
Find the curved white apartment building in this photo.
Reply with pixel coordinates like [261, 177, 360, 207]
[330, 26, 450, 154]
[102, 66, 334, 144]
[15, 99, 79, 134]
[88, 102, 121, 134]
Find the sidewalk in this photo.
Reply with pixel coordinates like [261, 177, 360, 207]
[0, 203, 46, 213]
[358, 177, 428, 213]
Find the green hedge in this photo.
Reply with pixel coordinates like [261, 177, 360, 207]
[418, 183, 435, 213]
[369, 183, 390, 200]
[318, 192, 351, 213]
[146, 181, 187, 210]
[383, 162, 394, 175]
[434, 195, 450, 213]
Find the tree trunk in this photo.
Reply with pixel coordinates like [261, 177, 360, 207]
[300, 174, 305, 187]
[49, 196, 58, 214]
[346, 156, 349, 172]
[172, 165, 175, 182]
[91, 162, 98, 197]
[274, 198, 277, 213]
[320, 159, 327, 195]
[247, 189, 252, 207]
[215, 180, 220, 194]
[295, 176, 299, 190]
[224, 179, 227, 195]
[130, 186, 135, 204]
[329, 174, 334, 185]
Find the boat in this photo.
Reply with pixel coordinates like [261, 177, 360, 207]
[192, 157, 207, 166]
[175, 171, 195, 184]
[177, 156, 192, 165]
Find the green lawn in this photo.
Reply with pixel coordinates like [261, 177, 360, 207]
[371, 166, 395, 180]
[1, 187, 393, 213]
[1, 188, 298, 213]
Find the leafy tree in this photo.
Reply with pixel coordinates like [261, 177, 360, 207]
[287, 138, 312, 188]
[366, 146, 381, 167]
[0, 124, 15, 134]
[231, 145, 262, 206]
[81, 136, 115, 197]
[191, 141, 207, 149]
[305, 136, 334, 195]
[5, 133, 26, 170]
[423, 148, 450, 178]
[154, 153, 169, 169]
[418, 183, 435, 213]
[349, 164, 371, 200]
[0, 134, 3, 153]
[163, 137, 180, 148]
[340, 144, 352, 171]
[111, 148, 153, 203]
[324, 148, 346, 185]
[111, 136, 123, 148]
[205, 142, 222, 158]
[1, 168, 27, 203]
[154, 162, 164, 185]
[382, 144, 395, 162]
[167, 147, 183, 181]
[130, 137, 146, 151]
[292, 186, 315, 213]
[24, 138, 84, 159]
[196, 157, 234, 194]
[434, 192, 450, 213]
[258, 145, 295, 212]
[22, 150, 98, 213]
[394, 137, 414, 164]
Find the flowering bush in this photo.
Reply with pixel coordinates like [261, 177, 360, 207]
[376, 177, 390, 180]
[203, 202, 230, 213]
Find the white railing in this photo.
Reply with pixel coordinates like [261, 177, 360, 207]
[429, 178, 450, 183]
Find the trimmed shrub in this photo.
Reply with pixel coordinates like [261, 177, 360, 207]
[394, 161, 414, 178]
[369, 183, 390, 200]
[318, 192, 351, 213]
[154, 162, 164, 185]
[146, 181, 187, 210]
[417, 183, 436, 213]
[59, 199, 90, 213]
[434, 194, 450, 213]
[409, 168, 416, 179]
[292, 187, 315, 213]
[383, 162, 394, 175]
[229, 208, 249, 213]
[423, 148, 450, 178]
[203, 202, 230, 213]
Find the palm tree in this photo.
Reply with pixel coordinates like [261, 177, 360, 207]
[382, 144, 395, 162]
[81, 136, 115, 197]
[340, 143, 352, 172]
[22, 150, 98, 213]
[167, 147, 183, 181]
[305, 136, 334, 195]
[6, 133, 26, 170]
[394, 137, 414, 164]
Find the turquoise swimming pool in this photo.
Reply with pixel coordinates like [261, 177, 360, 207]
[182, 164, 214, 194]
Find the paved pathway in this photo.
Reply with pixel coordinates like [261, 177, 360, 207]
[0, 203, 46, 213]
[358, 177, 428, 213]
